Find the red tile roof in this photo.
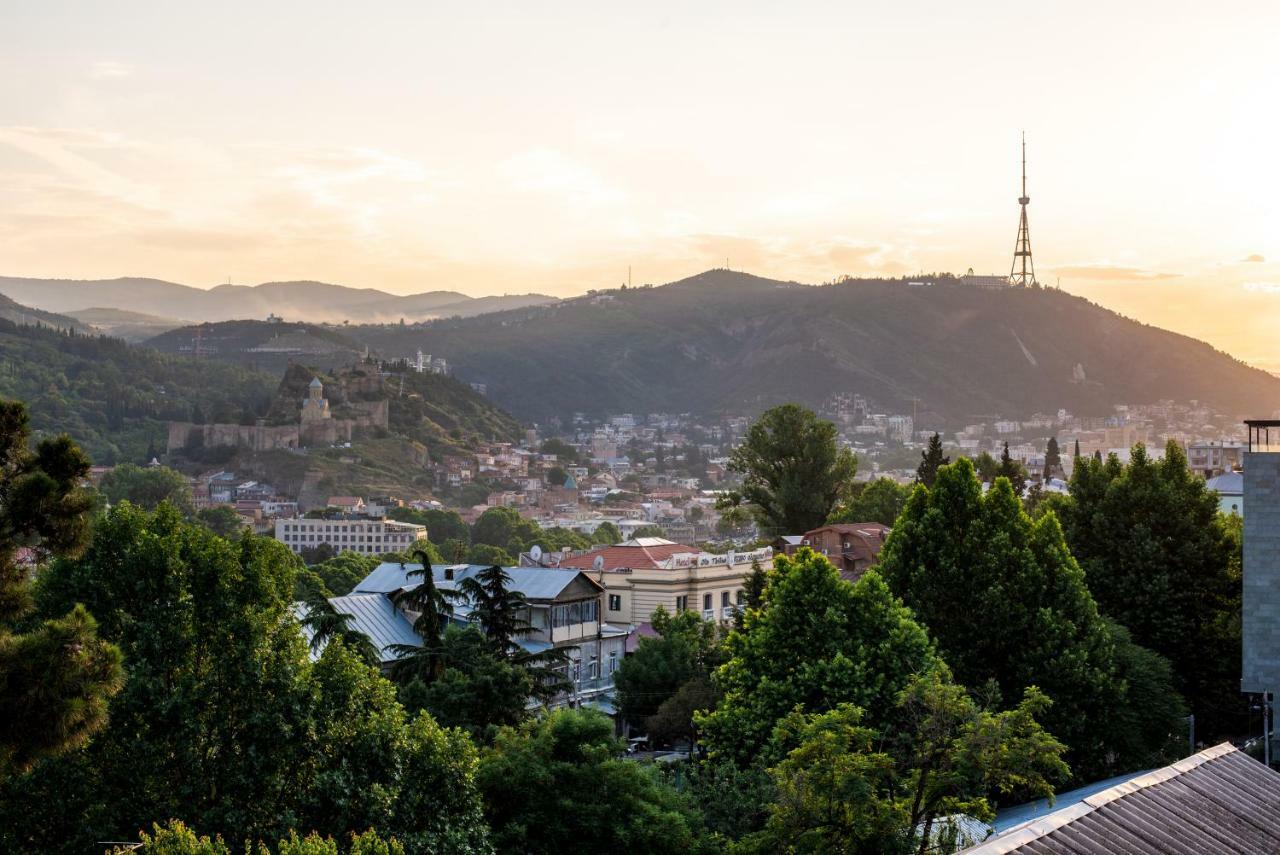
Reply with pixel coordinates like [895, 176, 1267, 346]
[558, 540, 702, 571]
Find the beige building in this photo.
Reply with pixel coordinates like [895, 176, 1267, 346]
[556, 538, 773, 627]
[275, 515, 426, 555]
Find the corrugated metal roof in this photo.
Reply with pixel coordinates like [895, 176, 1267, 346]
[963, 743, 1280, 853]
[294, 593, 422, 663]
[354, 563, 600, 601]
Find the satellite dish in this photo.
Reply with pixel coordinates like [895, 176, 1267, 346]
[593, 554, 605, 571]
[530, 544, 543, 562]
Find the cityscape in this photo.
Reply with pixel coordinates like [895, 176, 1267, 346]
[3, 3, 1280, 854]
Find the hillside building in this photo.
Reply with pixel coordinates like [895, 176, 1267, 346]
[275, 515, 425, 555]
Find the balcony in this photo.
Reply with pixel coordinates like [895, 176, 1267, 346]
[702, 608, 716, 621]
[722, 605, 742, 621]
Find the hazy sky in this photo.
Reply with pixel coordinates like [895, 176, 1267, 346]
[4, 2, 1280, 368]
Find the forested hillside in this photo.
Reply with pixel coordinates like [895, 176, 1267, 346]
[351, 270, 1280, 423]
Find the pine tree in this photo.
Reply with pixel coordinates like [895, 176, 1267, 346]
[1073, 439, 1081, 459]
[916, 433, 949, 488]
[996, 441, 1025, 494]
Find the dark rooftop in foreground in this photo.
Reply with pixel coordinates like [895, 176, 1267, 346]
[963, 743, 1280, 854]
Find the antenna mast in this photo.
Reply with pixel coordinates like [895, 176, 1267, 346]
[1009, 132, 1037, 287]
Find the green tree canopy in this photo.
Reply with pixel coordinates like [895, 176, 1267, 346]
[196, 505, 245, 538]
[470, 506, 541, 557]
[1057, 441, 1243, 741]
[614, 606, 725, 733]
[725, 404, 857, 536]
[7, 506, 491, 854]
[698, 548, 941, 766]
[0, 399, 121, 782]
[877, 458, 1178, 779]
[477, 709, 705, 854]
[98, 462, 195, 514]
[592, 521, 622, 545]
[916, 433, 949, 487]
[387, 506, 470, 545]
[830, 477, 914, 526]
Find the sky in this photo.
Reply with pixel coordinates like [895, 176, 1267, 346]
[3, 1, 1280, 369]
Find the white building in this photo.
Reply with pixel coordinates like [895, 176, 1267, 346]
[276, 516, 426, 555]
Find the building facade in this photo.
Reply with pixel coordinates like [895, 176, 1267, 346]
[275, 516, 426, 555]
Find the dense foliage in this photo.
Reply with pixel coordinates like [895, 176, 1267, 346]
[1055, 442, 1244, 741]
[0, 400, 122, 781]
[724, 404, 857, 536]
[877, 458, 1186, 779]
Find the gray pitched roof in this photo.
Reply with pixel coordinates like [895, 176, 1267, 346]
[354, 562, 601, 601]
[294, 593, 421, 664]
[963, 743, 1280, 853]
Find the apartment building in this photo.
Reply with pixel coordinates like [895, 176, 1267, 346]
[275, 515, 426, 555]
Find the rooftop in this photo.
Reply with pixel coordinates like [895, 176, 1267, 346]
[557, 538, 702, 571]
[963, 743, 1280, 853]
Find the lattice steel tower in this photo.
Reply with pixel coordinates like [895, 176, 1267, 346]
[1009, 132, 1037, 287]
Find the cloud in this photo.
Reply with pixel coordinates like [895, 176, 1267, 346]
[498, 148, 625, 209]
[1243, 282, 1280, 294]
[1051, 264, 1179, 282]
[1243, 253, 1266, 263]
[90, 61, 133, 80]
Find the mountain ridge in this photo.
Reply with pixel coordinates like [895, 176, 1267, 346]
[0, 275, 557, 325]
[345, 269, 1280, 425]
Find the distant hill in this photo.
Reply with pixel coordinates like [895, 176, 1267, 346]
[65, 307, 185, 342]
[0, 275, 558, 325]
[0, 293, 94, 334]
[348, 269, 1280, 424]
[145, 319, 366, 374]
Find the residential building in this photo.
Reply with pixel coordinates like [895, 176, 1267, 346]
[1207, 471, 1243, 516]
[1187, 440, 1245, 478]
[275, 515, 426, 555]
[558, 538, 772, 626]
[796, 523, 890, 582]
[338, 562, 625, 706]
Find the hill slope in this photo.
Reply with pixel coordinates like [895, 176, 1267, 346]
[349, 270, 1280, 423]
[0, 275, 557, 324]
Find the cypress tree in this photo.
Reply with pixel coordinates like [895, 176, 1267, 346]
[916, 432, 949, 487]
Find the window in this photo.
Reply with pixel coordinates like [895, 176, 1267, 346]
[608, 594, 622, 612]
[736, 589, 745, 604]
[703, 593, 713, 611]
[675, 595, 688, 612]
[608, 651, 618, 674]
[588, 656, 599, 680]
[721, 591, 730, 607]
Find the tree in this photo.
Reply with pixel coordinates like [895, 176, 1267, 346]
[387, 507, 470, 545]
[630, 524, 666, 539]
[402, 625, 533, 740]
[724, 404, 858, 536]
[647, 676, 719, 751]
[1057, 442, 1243, 742]
[1043, 436, 1062, 481]
[744, 674, 1067, 855]
[299, 590, 380, 666]
[304, 551, 380, 598]
[830, 477, 914, 526]
[477, 709, 705, 854]
[916, 433, 949, 488]
[8, 507, 491, 854]
[389, 547, 457, 684]
[972, 451, 999, 483]
[465, 543, 513, 566]
[996, 441, 1026, 494]
[196, 506, 245, 538]
[698, 549, 942, 766]
[538, 438, 580, 465]
[118, 820, 407, 854]
[615, 606, 724, 734]
[734, 559, 768, 631]
[98, 462, 195, 514]
[592, 521, 622, 545]
[876, 458, 1175, 779]
[0, 399, 121, 782]
[471, 506, 540, 556]
[1074, 439, 1081, 459]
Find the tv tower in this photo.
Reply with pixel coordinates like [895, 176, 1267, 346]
[1009, 132, 1037, 287]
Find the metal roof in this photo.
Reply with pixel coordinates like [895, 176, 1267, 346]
[293, 593, 422, 663]
[354, 562, 601, 601]
[963, 743, 1280, 853]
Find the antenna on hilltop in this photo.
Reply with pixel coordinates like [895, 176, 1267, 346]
[1008, 132, 1037, 287]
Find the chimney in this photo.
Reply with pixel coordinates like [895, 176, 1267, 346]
[444, 565, 455, 581]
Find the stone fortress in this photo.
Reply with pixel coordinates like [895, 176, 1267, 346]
[167, 371, 389, 453]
